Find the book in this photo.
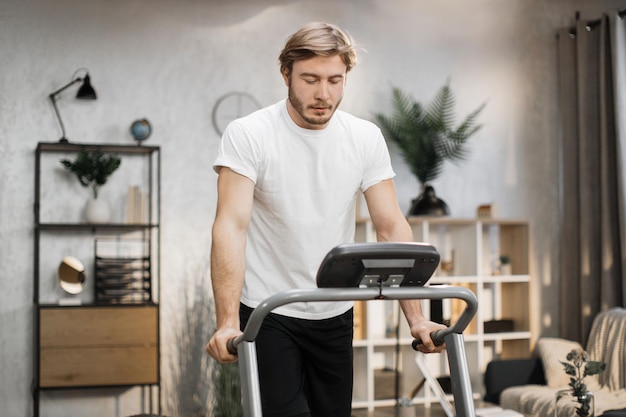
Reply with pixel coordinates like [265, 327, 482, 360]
[126, 185, 147, 223]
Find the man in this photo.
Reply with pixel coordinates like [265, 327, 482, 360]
[206, 22, 445, 417]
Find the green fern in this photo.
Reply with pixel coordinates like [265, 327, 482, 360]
[375, 81, 485, 186]
[60, 150, 121, 199]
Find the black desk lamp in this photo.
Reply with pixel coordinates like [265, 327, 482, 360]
[49, 68, 97, 143]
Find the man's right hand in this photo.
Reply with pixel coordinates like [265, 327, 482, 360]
[206, 327, 242, 363]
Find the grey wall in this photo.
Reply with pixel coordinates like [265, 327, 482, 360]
[2, 0, 625, 415]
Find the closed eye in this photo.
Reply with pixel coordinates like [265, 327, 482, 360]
[299, 73, 345, 85]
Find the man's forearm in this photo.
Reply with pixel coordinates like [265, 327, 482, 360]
[210, 226, 246, 329]
[399, 299, 427, 326]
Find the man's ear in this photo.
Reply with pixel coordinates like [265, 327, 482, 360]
[281, 68, 290, 86]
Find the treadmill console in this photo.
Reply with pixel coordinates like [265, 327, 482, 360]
[316, 242, 440, 288]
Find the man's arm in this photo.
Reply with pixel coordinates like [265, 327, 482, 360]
[363, 179, 446, 353]
[206, 167, 255, 363]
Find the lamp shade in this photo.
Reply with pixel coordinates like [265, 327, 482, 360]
[76, 74, 97, 99]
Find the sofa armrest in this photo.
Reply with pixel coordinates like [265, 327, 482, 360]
[484, 358, 546, 404]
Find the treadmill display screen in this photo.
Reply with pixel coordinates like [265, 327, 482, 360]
[316, 242, 440, 288]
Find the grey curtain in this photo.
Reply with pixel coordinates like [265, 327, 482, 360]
[558, 10, 626, 346]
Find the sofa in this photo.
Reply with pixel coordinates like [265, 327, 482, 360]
[483, 307, 626, 417]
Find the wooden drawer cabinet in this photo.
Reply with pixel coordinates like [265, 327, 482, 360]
[39, 305, 158, 388]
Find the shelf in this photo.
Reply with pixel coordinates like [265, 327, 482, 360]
[481, 275, 530, 283]
[353, 217, 533, 412]
[39, 301, 159, 310]
[38, 383, 156, 392]
[354, 337, 417, 347]
[482, 331, 531, 341]
[407, 216, 529, 226]
[429, 274, 530, 285]
[37, 141, 159, 154]
[37, 223, 158, 232]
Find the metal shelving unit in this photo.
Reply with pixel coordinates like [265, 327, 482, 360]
[32, 142, 161, 417]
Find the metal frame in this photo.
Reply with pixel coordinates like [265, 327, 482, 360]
[33, 142, 162, 416]
[231, 285, 478, 417]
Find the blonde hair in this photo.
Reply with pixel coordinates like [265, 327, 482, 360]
[278, 22, 358, 76]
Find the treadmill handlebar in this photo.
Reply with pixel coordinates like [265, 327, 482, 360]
[411, 329, 446, 349]
[227, 337, 238, 355]
[226, 285, 477, 355]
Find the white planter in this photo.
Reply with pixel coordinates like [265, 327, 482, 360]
[500, 263, 512, 275]
[84, 197, 111, 223]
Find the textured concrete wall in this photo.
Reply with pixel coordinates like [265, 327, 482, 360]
[1, 0, 624, 415]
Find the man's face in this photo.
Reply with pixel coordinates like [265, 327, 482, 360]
[283, 55, 347, 130]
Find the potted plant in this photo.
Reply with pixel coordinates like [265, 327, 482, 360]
[555, 348, 606, 417]
[60, 150, 121, 223]
[375, 80, 485, 216]
[498, 255, 512, 275]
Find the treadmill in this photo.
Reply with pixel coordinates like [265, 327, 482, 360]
[227, 242, 478, 417]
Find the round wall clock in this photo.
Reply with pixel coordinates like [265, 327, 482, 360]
[212, 91, 261, 136]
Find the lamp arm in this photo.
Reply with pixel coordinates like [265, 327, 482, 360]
[48, 77, 82, 142]
[49, 77, 83, 99]
[49, 94, 67, 142]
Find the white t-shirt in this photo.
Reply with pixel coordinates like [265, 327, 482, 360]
[213, 99, 395, 319]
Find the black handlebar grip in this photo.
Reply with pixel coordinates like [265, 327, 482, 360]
[227, 337, 238, 355]
[411, 329, 446, 350]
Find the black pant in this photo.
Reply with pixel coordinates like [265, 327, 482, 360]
[240, 303, 354, 417]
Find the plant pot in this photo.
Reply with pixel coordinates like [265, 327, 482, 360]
[408, 185, 450, 217]
[84, 197, 111, 223]
[554, 388, 594, 417]
[500, 263, 512, 275]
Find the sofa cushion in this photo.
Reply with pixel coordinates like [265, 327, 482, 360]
[534, 337, 583, 388]
[484, 358, 545, 404]
[500, 385, 555, 416]
[502, 386, 626, 417]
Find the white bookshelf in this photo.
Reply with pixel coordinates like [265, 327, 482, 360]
[352, 217, 533, 412]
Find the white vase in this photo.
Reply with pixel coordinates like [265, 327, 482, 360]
[84, 197, 111, 223]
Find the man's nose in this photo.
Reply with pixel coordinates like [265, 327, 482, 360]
[315, 81, 330, 101]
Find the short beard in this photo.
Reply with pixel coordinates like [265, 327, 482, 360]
[287, 80, 341, 127]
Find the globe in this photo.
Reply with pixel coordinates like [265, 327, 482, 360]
[130, 118, 152, 143]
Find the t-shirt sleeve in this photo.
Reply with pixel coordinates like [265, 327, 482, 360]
[213, 120, 260, 183]
[360, 127, 396, 192]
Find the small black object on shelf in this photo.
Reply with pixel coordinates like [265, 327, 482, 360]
[484, 319, 515, 333]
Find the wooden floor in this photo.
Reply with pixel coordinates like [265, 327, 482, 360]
[351, 401, 492, 417]
[351, 404, 450, 417]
